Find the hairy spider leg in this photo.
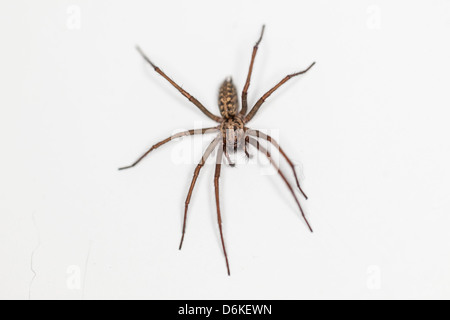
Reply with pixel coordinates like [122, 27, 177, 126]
[240, 25, 265, 116]
[118, 128, 219, 170]
[136, 46, 222, 122]
[246, 129, 308, 199]
[179, 136, 222, 250]
[214, 145, 231, 275]
[245, 62, 316, 122]
[247, 137, 313, 232]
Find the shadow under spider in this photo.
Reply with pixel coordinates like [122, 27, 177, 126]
[119, 25, 316, 276]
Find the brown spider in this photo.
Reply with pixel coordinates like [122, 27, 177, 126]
[119, 26, 315, 275]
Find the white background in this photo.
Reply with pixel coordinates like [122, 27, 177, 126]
[1, 0, 449, 300]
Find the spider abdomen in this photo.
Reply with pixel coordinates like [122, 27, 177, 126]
[218, 78, 239, 119]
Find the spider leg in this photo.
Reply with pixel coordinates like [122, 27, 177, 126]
[118, 127, 218, 170]
[179, 135, 221, 250]
[244, 135, 253, 159]
[136, 46, 222, 122]
[214, 144, 231, 275]
[240, 25, 265, 116]
[247, 137, 313, 233]
[244, 62, 316, 122]
[246, 129, 308, 199]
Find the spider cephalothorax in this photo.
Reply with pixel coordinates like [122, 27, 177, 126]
[120, 26, 315, 276]
[221, 118, 246, 153]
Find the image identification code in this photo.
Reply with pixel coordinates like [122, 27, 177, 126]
[178, 304, 272, 317]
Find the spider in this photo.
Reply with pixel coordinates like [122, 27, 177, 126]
[119, 26, 315, 275]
